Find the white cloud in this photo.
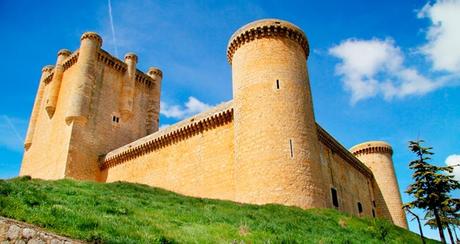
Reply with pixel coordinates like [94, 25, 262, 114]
[418, 0, 460, 74]
[0, 115, 27, 152]
[329, 38, 444, 104]
[160, 97, 211, 120]
[445, 154, 460, 181]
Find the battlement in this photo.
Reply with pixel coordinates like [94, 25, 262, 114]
[227, 19, 309, 64]
[101, 101, 233, 169]
[350, 141, 393, 157]
[80, 32, 102, 47]
[42, 49, 155, 88]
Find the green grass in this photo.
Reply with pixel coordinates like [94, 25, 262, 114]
[0, 176, 435, 243]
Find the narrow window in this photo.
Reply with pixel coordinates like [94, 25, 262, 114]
[331, 188, 339, 208]
[276, 79, 280, 90]
[112, 116, 115, 122]
[357, 202, 363, 213]
[372, 200, 376, 207]
[372, 209, 376, 218]
[289, 139, 294, 159]
[116, 117, 120, 123]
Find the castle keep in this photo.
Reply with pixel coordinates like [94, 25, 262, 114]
[20, 19, 408, 228]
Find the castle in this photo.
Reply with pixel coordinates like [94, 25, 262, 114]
[20, 19, 408, 229]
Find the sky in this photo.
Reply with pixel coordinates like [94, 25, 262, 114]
[0, 0, 459, 240]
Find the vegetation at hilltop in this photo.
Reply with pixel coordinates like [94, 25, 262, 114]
[0, 177, 436, 243]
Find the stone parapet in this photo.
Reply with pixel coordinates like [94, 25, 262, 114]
[227, 19, 309, 64]
[101, 101, 233, 169]
[350, 141, 393, 157]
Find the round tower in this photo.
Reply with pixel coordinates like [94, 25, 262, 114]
[120, 52, 138, 119]
[350, 141, 408, 228]
[66, 32, 102, 125]
[24, 65, 54, 150]
[228, 19, 325, 208]
[147, 67, 163, 133]
[46, 49, 71, 117]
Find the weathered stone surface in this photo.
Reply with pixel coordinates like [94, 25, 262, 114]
[21, 229, 35, 239]
[0, 217, 83, 243]
[7, 225, 20, 240]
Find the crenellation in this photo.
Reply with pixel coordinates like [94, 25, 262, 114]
[21, 19, 407, 229]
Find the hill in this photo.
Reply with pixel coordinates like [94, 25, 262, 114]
[0, 176, 434, 243]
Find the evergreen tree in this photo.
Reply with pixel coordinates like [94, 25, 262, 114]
[404, 140, 460, 243]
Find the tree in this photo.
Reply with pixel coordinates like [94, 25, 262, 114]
[425, 207, 460, 244]
[404, 140, 460, 243]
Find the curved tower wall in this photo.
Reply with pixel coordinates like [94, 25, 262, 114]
[350, 141, 408, 228]
[46, 49, 71, 118]
[24, 65, 54, 150]
[66, 32, 102, 125]
[120, 53, 137, 119]
[147, 67, 162, 134]
[228, 19, 325, 208]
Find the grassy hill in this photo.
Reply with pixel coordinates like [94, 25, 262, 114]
[0, 176, 434, 243]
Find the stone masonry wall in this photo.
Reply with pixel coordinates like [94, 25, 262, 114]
[101, 102, 378, 220]
[0, 217, 83, 244]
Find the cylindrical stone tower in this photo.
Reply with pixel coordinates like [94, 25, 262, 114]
[46, 49, 71, 117]
[120, 52, 138, 120]
[147, 67, 162, 134]
[24, 65, 54, 150]
[350, 141, 408, 228]
[66, 32, 102, 125]
[228, 19, 325, 208]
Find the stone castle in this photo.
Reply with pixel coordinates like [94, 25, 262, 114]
[20, 19, 408, 228]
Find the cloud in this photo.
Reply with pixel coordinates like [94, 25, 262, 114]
[445, 154, 460, 181]
[418, 0, 460, 74]
[160, 97, 211, 120]
[329, 0, 460, 104]
[329, 38, 445, 104]
[0, 115, 27, 152]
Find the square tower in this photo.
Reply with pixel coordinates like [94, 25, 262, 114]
[20, 32, 162, 181]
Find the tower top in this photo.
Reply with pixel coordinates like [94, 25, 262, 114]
[42, 65, 54, 72]
[350, 141, 393, 156]
[124, 52, 138, 63]
[148, 67, 163, 78]
[80, 32, 103, 47]
[226, 18, 309, 64]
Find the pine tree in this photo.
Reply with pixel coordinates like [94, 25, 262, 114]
[404, 140, 460, 243]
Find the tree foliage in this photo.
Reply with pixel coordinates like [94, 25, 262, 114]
[404, 140, 460, 243]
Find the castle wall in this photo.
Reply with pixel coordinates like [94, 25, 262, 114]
[100, 102, 377, 219]
[318, 141, 374, 217]
[101, 104, 235, 200]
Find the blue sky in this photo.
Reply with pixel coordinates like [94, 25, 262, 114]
[0, 0, 459, 240]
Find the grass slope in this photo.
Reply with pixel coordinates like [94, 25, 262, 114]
[0, 177, 433, 243]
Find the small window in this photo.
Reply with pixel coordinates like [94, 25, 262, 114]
[372, 209, 376, 218]
[357, 202, 363, 213]
[289, 139, 294, 159]
[331, 188, 339, 208]
[112, 115, 120, 124]
[372, 200, 376, 207]
[276, 79, 280, 90]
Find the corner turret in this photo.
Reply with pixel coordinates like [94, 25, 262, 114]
[24, 65, 54, 150]
[45, 49, 71, 117]
[65, 32, 102, 125]
[350, 141, 408, 228]
[147, 67, 162, 133]
[120, 52, 138, 120]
